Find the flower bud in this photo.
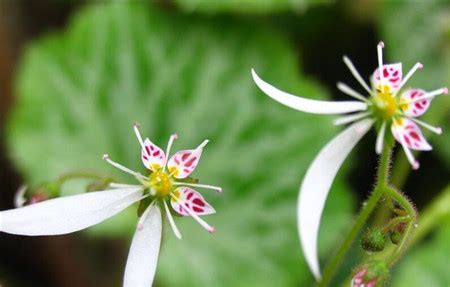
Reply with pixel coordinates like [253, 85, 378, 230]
[352, 261, 389, 287]
[361, 228, 386, 252]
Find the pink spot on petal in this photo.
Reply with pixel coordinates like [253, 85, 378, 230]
[193, 206, 204, 213]
[185, 157, 196, 167]
[404, 135, 411, 146]
[193, 198, 205, 206]
[181, 153, 191, 161]
[410, 132, 420, 141]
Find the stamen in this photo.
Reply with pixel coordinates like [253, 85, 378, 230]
[333, 111, 371, 126]
[405, 87, 448, 104]
[163, 200, 182, 239]
[398, 138, 419, 170]
[170, 193, 215, 233]
[343, 56, 373, 95]
[163, 133, 178, 172]
[375, 121, 386, 154]
[173, 182, 222, 193]
[133, 122, 145, 150]
[409, 118, 442, 135]
[136, 201, 155, 230]
[103, 154, 147, 180]
[394, 63, 423, 95]
[109, 183, 142, 189]
[336, 82, 368, 102]
[377, 41, 385, 82]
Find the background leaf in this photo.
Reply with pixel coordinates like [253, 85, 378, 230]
[7, 3, 355, 286]
[391, 224, 450, 287]
[173, 0, 333, 14]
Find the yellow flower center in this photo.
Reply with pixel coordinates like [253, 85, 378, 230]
[147, 170, 173, 197]
[371, 85, 398, 120]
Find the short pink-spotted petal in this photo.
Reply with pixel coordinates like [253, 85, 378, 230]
[168, 149, 201, 179]
[171, 187, 215, 216]
[400, 89, 430, 117]
[373, 63, 402, 94]
[141, 138, 166, 171]
[391, 118, 431, 151]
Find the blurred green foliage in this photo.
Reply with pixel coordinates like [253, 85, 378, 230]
[174, 0, 332, 14]
[392, 224, 450, 286]
[7, 3, 356, 286]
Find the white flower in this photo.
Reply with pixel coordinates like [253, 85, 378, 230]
[0, 123, 221, 287]
[251, 42, 447, 280]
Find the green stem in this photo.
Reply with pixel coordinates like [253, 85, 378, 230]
[384, 187, 417, 266]
[382, 215, 410, 233]
[317, 146, 392, 287]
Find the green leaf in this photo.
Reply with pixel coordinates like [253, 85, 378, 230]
[391, 224, 450, 287]
[8, 3, 355, 286]
[379, 0, 450, 166]
[173, 0, 332, 14]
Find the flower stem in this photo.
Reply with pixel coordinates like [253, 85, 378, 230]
[317, 146, 392, 287]
[383, 186, 417, 266]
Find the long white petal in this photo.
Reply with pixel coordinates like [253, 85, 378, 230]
[252, 69, 367, 114]
[298, 118, 373, 280]
[0, 188, 143, 236]
[123, 205, 161, 287]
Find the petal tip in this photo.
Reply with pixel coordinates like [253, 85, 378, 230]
[199, 139, 209, 149]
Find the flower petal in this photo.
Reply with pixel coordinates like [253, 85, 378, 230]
[298, 118, 373, 280]
[400, 89, 430, 118]
[391, 118, 431, 151]
[142, 138, 166, 171]
[167, 140, 208, 179]
[0, 188, 143, 236]
[123, 205, 161, 287]
[372, 63, 402, 94]
[171, 187, 215, 216]
[252, 69, 367, 114]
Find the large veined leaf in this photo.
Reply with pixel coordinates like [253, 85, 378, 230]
[379, 0, 450, 166]
[174, 0, 333, 14]
[391, 224, 450, 287]
[8, 3, 355, 286]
